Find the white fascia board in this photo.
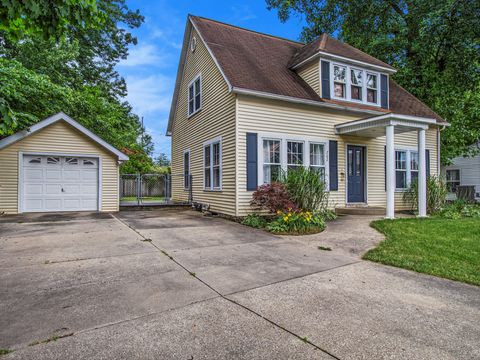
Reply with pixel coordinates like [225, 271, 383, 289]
[0, 112, 129, 161]
[292, 51, 397, 74]
[335, 113, 437, 135]
[232, 87, 385, 116]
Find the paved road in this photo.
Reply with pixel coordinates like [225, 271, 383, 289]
[0, 209, 478, 359]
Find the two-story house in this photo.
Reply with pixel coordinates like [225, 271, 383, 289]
[167, 15, 449, 218]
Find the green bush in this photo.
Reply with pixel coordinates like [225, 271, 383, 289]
[403, 175, 447, 214]
[439, 200, 480, 219]
[266, 210, 326, 235]
[281, 167, 330, 213]
[241, 213, 267, 228]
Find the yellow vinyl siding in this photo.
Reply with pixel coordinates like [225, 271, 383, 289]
[297, 60, 320, 95]
[236, 95, 438, 216]
[170, 28, 236, 216]
[0, 121, 119, 214]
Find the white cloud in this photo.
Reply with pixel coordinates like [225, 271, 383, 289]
[119, 43, 169, 67]
[124, 74, 174, 115]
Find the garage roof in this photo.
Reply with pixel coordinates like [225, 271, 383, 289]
[0, 112, 129, 161]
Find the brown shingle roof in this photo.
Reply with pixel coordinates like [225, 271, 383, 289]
[189, 16, 446, 125]
[288, 34, 396, 70]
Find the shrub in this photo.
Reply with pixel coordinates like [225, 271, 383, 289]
[439, 200, 480, 219]
[403, 175, 447, 214]
[241, 213, 267, 228]
[250, 182, 297, 213]
[266, 210, 326, 235]
[282, 167, 330, 213]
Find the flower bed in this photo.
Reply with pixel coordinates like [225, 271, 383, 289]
[243, 168, 336, 235]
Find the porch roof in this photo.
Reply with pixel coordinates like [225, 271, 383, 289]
[334, 113, 442, 138]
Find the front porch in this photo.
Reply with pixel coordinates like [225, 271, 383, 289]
[336, 113, 438, 218]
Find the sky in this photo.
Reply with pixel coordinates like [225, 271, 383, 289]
[116, 0, 306, 159]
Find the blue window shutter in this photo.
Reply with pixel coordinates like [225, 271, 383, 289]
[321, 60, 330, 99]
[246, 133, 258, 191]
[426, 149, 430, 178]
[329, 140, 338, 191]
[381, 74, 388, 109]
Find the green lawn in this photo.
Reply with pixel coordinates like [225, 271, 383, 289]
[363, 218, 480, 286]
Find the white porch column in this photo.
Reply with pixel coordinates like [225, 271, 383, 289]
[418, 128, 427, 217]
[386, 125, 395, 219]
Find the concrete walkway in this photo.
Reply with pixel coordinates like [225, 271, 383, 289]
[0, 209, 479, 359]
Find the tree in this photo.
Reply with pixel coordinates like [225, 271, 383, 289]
[0, 1, 152, 172]
[155, 153, 171, 167]
[0, 0, 102, 40]
[266, 0, 480, 163]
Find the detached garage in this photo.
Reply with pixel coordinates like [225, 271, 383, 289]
[0, 112, 128, 214]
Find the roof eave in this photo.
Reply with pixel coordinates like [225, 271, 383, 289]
[232, 87, 386, 116]
[0, 112, 129, 161]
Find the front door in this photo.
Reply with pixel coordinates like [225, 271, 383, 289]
[347, 145, 365, 203]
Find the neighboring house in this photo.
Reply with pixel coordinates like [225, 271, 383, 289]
[441, 143, 480, 201]
[0, 112, 128, 214]
[167, 15, 449, 218]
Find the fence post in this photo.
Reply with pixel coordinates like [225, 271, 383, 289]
[136, 174, 141, 205]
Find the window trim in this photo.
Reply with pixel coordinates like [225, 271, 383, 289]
[183, 149, 191, 190]
[187, 73, 202, 117]
[287, 140, 305, 170]
[394, 147, 419, 191]
[329, 61, 382, 107]
[257, 132, 329, 188]
[203, 136, 222, 191]
[262, 138, 282, 184]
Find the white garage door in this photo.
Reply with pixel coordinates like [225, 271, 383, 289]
[23, 155, 99, 212]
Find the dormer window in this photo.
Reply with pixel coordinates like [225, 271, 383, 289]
[350, 68, 363, 101]
[366, 73, 378, 103]
[329, 61, 383, 107]
[333, 65, 346, 98]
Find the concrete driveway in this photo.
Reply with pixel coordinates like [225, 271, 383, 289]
[0, 209, 478, 359]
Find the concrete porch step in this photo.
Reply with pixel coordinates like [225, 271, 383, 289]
[335, 206, 385, 216]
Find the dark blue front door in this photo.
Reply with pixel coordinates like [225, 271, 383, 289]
[347, 145, 365, 203]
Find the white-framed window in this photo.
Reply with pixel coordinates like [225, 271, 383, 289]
[395, 149, 419, 190]
[366, 72, 378, 103]
[395, 150, 407, 189]
[333, 64, 346, 98]
[263, 139, 282, 184]
[446, 169, 460, 193]
[183, 150, 190, 190]
[330, 61, 382, 106]
[310, 143, 326, 181]
[350, 68, 363, 101]
[259, 133, 329, 187]
[188, 74, 201, 116]
[203, 137, 222, 190]
[287, 141, 304, 171]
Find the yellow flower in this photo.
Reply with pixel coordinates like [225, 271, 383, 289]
[276, 210, 282, 215]
[283, 216, 288, 222]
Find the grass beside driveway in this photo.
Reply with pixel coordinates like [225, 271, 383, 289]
[363, 218, 480, 286]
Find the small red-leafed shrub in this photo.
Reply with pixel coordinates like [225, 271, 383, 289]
[250, 182, 298, 213]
